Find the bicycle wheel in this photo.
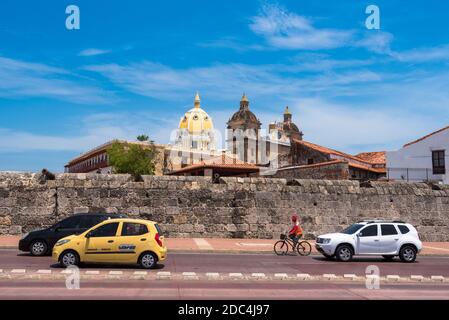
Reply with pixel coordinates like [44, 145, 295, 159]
[297, 241, 312, 256]
[274, 240, 289, 255]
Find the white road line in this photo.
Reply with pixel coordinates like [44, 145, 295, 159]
[343, 274, 357, 280]
[206, 272, 220, 279]
[386, 275, 401, 281]
[193, 238, 213, 250]
[10, 269, 26, 274]
[431, 275, 445, 282]
[274, 273, 289, 280]
[251, 273, 266, 279]
[85, 270, 100, 275]
[323, 274, 337, 280]
[133, 271, 148, 276]
[37, 269, 52, 274]
[108, 271, 123, 275]
[229, 273, 243, 278]
[410, 275, 424, 281]
[297, 273, 311, 280]
[156, 271, 171, 279]
[182, 272, 199, 280]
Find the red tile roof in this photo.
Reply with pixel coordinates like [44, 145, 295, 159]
[355, 151, 386, 165]
[403, 125, 449, 148]
[167, 154, 259, 175]
[291, 139, 386, 173]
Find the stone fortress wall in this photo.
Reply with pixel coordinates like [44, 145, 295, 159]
[0, 173, 448, 241]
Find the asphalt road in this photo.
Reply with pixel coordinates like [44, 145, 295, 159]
[1, 280, 449, 300]
[1, 249, 449, 277]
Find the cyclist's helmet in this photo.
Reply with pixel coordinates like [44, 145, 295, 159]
[291, 214, 298, 222]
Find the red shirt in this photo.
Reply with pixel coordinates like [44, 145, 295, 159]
[289, 223, 303, 236]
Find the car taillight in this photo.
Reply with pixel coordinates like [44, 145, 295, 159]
[155, 233, 163, 247]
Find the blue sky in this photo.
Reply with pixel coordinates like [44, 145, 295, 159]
[1, 0, 449, 172]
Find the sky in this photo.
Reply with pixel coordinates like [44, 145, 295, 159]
[1, 0, 449, 172]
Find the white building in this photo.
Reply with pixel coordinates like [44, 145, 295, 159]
[387, 125, 448, 184]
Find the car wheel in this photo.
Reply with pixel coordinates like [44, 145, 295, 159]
[139, 252, 157, 269]
[399, 246, 417, 263]
[60, 250, 80, 267]
[382, 255, 395, 261]
[336, 245, 353, 262]
[30, 240, 48, 256]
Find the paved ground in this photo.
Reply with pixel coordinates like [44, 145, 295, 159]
[3, 235, 449, 255]
[1, 280, 449, 300]
[2, 249, 449, 277]
[2, 236, 449, 299]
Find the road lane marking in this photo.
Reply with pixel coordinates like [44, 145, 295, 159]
[37, 270, 52, 274]
[343, 274, 357, 280]
[11, 269, 26, 274]
[386, 275, 401, 282]
[274, 273, 289, 280]
[251, 273, 266, 279]
[85, 270, 100, 275]
[229, 273, 243, 279]
[108, 271, 123, 275]
[193, 238, 213, 250]
[182, 272, 199, 280]
[431, 275, 445, 282]
[206, 272, 220, 279]
[323, 274, 337, 280]
[410, 275, 424, 281]
[297, 273, 311, 280]
[156, 271, 171, 280]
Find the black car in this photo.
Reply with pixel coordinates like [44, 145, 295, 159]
[19, 213, 128, 256]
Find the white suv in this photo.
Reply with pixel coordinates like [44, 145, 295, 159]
[315, 220, 422, 263]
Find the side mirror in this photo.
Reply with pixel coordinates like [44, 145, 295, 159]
[357, 233, 362, 237]
[85, 232, 91, 238]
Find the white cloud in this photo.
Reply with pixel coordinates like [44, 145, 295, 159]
[0, 56, 114, 104]
[392, 44, 449, 62]
[78, 48, 110, 57]
[249, 4, 354, 50]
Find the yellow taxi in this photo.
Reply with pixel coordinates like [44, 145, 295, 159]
[52, 218, 167, 269]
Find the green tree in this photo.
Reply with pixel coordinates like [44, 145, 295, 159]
[136, 134, 149, 142]
[107, 140, 157, 180]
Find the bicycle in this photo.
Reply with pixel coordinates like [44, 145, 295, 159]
[274, 233, 312, 256]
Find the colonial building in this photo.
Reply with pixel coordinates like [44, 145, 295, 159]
[64, 140, 166, 175]
[166, 93, 221, 171]
[387, 125, 448, 183]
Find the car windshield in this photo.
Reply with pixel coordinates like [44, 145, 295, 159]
[340, 224, 364, 234]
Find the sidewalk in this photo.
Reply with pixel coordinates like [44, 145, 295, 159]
[2, 235, 449, 255]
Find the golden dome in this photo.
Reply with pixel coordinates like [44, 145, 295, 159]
[178, 93, 214, 133]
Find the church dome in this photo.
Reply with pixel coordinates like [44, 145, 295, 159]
[178, 93, 214, 133]
[227, 94, 261, 130]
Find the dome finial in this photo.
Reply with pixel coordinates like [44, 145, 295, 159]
[241, 93, 248, 103]
[284, 106, 291, 115]
[194, 91, 200, 108]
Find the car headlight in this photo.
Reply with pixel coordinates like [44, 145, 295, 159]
[321, 238, 331, 244]
[21, 232, 29, 240]
[55, 239, 71, 246]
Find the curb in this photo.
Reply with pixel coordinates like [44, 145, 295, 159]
[1, 269, 449, 283]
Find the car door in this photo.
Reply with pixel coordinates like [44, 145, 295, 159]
[83, 222, 120, 262]
[378, 224, 401, 254]
[114, 222, 150, 262]
[355, 224, 380, 255]
[49, 216, 82, 247]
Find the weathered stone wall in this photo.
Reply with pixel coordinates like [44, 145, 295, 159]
[1, 172, 449, 241]
[267, 161, 349, 180]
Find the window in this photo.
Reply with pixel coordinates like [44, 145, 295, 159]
[192, 141, 198, 149]
[398, 225, 410, 234]
[90, 222, 119, 237]
[381, 224, 398, 236]
[341, 224, 364, 235]
[58, 216, 81, 229]
[432, 150, 445, 174]
[79, 215, 104, 229]
[307, 158, 314, 165]
[359, 225, 378, 237]
[121, 223, 148, 236]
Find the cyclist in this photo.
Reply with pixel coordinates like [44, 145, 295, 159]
[288, 214, 303, 243]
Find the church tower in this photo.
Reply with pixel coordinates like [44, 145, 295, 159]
[226, 94, 261, 164]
